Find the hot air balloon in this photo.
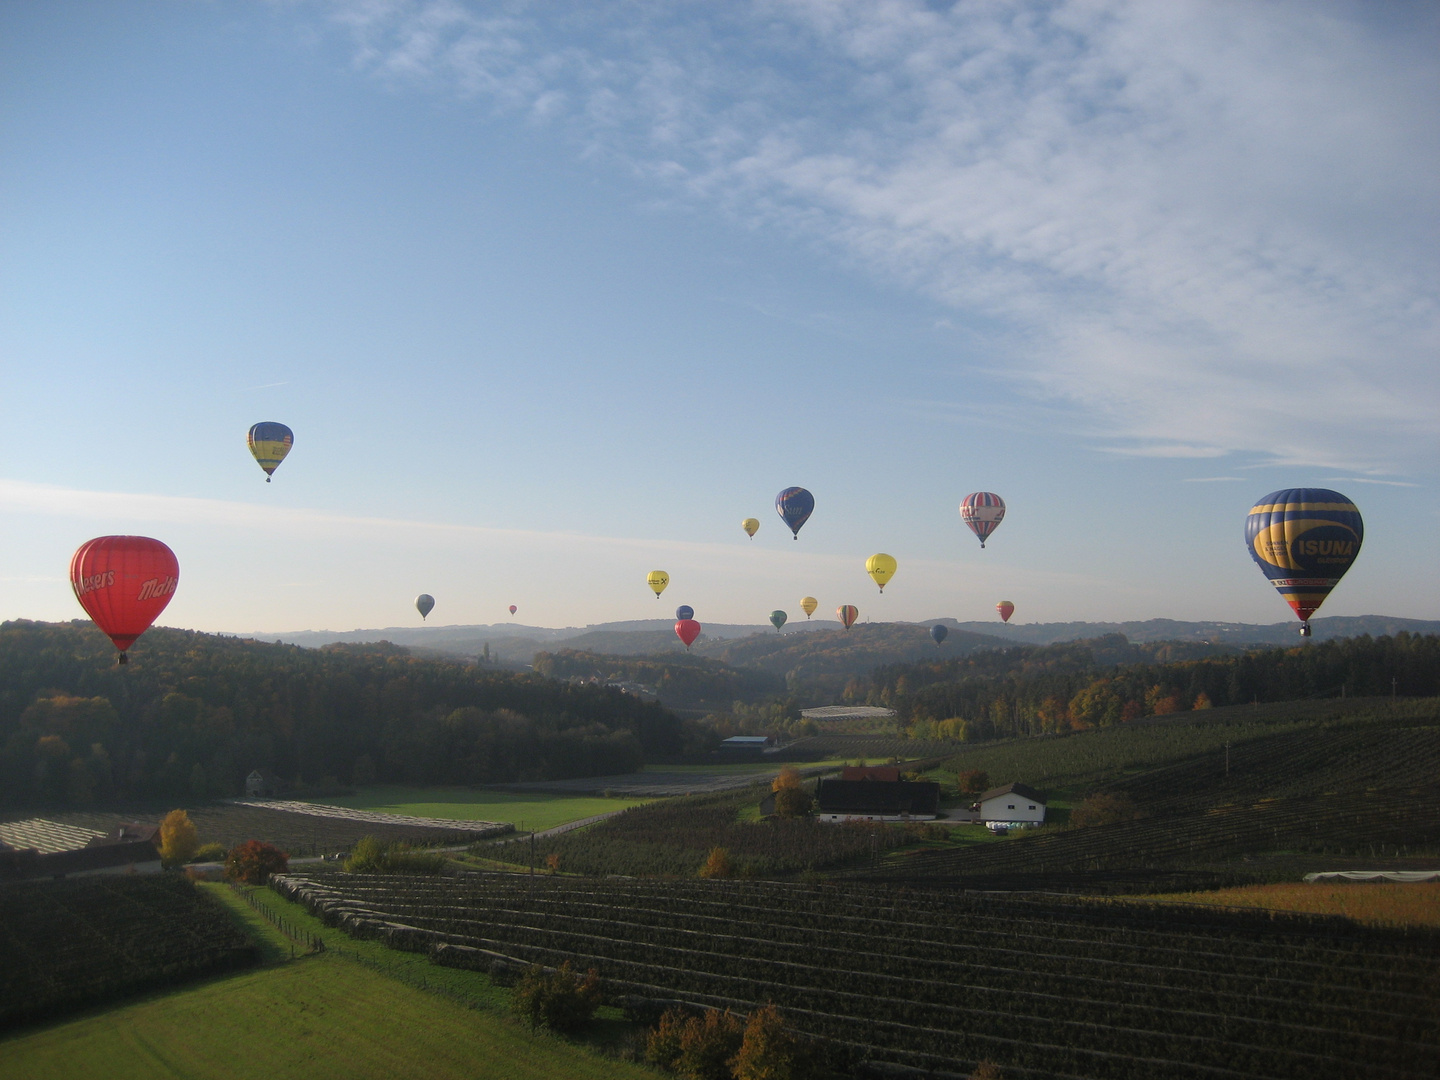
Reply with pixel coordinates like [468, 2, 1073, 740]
[416, 594, 435, 620]
[647, 570, 670, 598]
[509, 605, 518, 616]
[769, 610, 787, 632]
[960, 492, 1006, 548]
[996, 601, 1015, 623]
[776, 487, 814, 539]
[866, 553, 897, 593]
[675, 618, 701, 650]
[1246, 488, 1362, 637]
[676, 605, 694, 621]
[800, 596, 818, 618]
[742, 518, 759, 538]
[836, 605, 858, 631]
[70, 536, 179, 663]
[930, 624, 948, 646]
[247, 422, 293, 482]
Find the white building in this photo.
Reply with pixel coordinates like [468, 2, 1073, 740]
[978, 782, 1047, 827]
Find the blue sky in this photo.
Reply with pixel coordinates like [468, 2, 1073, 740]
[2, 0, 1436, 636]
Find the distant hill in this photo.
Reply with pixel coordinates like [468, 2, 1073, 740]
[242, 614, 1440, 666]
[932, 615, 1440, 645]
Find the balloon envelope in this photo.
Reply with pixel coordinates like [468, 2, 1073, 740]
[866, 553, 897, 592]
[775, 487, 815, 539]
[996, 601, 1015, 623]
[769, 610, 787, 632]
[675, 605, 694, 621]
[415, 594, 435, 619]
[509, 604, 518, 616]
[1246, 488, 1362, 624]
[960, 492, 1006, 548]
[800, 596, 818, 618]
[675, 618, 701, 649]
[647, 570, 670, 598]
[70, 536, 179, 659]
[742, 518, 759, 538]
[247, 422, 293, 482]
[836, 605, 858, 631]
[930, 624, 948, 645]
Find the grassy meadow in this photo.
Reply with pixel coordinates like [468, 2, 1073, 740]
[305, 785, 653, 832]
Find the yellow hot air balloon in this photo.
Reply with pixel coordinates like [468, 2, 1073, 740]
[742, 518, 759, 538]
[866, 553, 897, 593]
[800, 596, 818, 618]
[647, 570, 670, 598]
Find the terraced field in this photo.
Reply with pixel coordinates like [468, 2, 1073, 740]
[274, 870, 1440, 1080]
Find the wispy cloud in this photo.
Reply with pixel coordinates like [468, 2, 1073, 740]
[324, 0, 1439, 474]
[1182, 477, 1245, 483]
[1322, 477, 1421, 488]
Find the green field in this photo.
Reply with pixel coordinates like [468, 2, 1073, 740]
[0, 882, 653, 1080]
[307, 785, 653, 832]
[0, 955, 653, 1080]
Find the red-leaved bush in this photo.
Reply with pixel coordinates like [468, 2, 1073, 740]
[224, 839, 289, 884]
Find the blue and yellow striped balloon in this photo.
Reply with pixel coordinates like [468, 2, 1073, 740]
[247, 422, 294, 482]
[1245, 488, 1362, 628]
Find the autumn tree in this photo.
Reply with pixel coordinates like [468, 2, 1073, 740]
[771, 766, 802, 793]
[771, 768, 812, 818]
[732, 1003, 821, 1080]
[955, 770, 989, 795]
[158, 809, 200, 868]
[225, 839, 288, 884]
[698, 846, 734, 879]
[646, 1007, 746, 1080]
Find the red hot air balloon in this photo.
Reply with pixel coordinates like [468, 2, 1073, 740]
[509, 605, 518, 616]
[836, 605, 858, 631]
[996, 601, 1015, 623]
[70, 536, 179, 663]
[675, 618, 701, 650]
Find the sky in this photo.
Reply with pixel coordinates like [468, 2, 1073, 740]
[2, 0, 1437, 638]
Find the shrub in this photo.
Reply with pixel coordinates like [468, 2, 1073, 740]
[344, 835, 447, 874]
[646, 1007, 746, 1080]
[512, 961, 601, 1033]
[157, 809, 199, 869]
[191, 842, 227, 863]
[224, 840, 288, 884]
[955, 769, 990, 794]
[1070, 792, 1141, 828]
[773, 787, 813, 818]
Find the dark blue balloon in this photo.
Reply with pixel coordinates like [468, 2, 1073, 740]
[930, 624, 948, 645]
[675, 605, 694, 621]
[775, 487, 815, 539]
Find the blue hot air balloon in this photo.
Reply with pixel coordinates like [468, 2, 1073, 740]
[675, 605, 694, 621]
[776, 487, 814, 539]
[1245, 488, 1362, 637]
[930, 624, 948, 646]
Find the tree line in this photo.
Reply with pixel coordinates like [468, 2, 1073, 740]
[0, 620, 688, 808]
[859, 632, 1440, 740]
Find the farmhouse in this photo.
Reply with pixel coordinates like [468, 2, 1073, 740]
[245, 768, 284, 797]
[977, 782, 1047, 827]
[815, 777, 941, 822]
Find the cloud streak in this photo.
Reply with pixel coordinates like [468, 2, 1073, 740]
[325, 0, 1439, 473]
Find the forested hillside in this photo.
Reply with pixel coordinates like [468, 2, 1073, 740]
[863, 632, 1440, 740]
[0, 621, 686, 808]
